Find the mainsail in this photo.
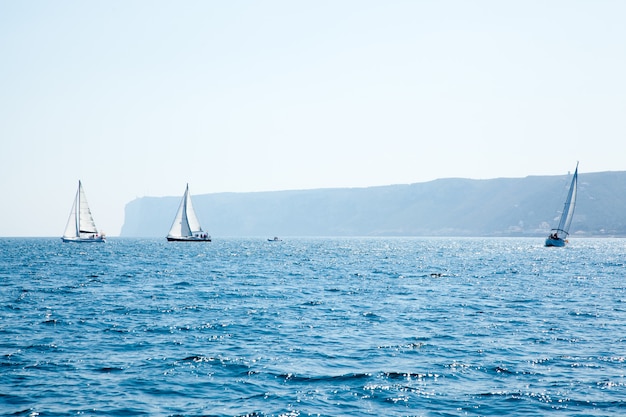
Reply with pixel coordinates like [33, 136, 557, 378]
[556, 163, 578, 236]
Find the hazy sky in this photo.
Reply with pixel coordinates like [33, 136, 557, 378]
[1, 1, 625, 237]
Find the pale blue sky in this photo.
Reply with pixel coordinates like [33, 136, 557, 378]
[1, 1, 625, 236]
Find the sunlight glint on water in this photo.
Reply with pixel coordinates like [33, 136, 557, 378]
[1, 237, 625, 416]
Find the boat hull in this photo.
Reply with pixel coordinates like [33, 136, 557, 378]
[545, 237, 566, 247]
[166, 236, 211, 242]
[62, 236, 106, 243]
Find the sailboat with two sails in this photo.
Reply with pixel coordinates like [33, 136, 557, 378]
[545, 163, 578, 247]
[166, 184, 211, 242]
[62, 181, 105, 243]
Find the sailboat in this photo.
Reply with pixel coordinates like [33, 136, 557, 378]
[62, 181, 106, 243]
[166, 184, 211, 242]
[545, 163, 578, 247]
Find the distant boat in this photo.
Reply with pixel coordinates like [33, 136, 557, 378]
[166, 184, 211, 242]
[62, 181, 106, 243]
[268, 236, 282, 242]
[545, 163, 578, 247]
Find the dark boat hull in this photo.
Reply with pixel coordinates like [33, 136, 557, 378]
[166, 236, 211, 242]
[545, 237, 566, 247]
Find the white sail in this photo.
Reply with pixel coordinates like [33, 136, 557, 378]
[167, 184, 209, 241]
[63, 187, 79, 239]
[183, 185, 202, 234]
[62, 181, 104, 242]
[556, 164, 578, 236]
[78, 182, 99, 235]
[168, 195, 185, 238]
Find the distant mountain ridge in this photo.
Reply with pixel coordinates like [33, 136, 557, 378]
[120, 171, 626, 237]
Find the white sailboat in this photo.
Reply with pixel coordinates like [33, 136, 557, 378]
[62, 181, 106, 243]
[166, 184, 211, 242]
[545, 163, 578, 247]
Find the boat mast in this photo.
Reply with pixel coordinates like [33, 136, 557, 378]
[75, 181, 81, 237]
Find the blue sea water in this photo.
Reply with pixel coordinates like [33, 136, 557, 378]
[1, 237, 625, 416]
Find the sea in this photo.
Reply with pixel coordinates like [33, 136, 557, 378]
[1, 237, 625, 416]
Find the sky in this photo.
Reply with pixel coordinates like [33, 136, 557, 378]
[1, 1, 625, 237]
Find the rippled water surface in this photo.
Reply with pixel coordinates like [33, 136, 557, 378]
[1, 237, 625, 416]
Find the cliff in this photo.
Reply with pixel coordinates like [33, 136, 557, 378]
[120, 171, 626, 237]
